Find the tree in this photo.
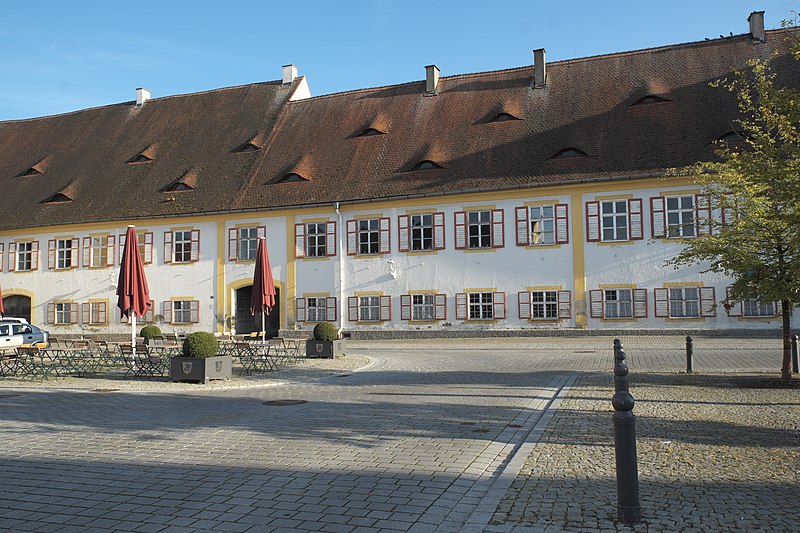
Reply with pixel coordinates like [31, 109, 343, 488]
[669, 37, 800, 379]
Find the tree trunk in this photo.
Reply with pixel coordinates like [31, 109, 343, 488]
[781, 299, 792, 380]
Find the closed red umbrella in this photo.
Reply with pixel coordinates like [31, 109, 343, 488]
[250, 237, 276, 342]
[0, 285, 5, 318]
[117, 225, 151, 355]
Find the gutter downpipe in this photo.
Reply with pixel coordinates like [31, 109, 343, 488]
[335, 202, 345, 337]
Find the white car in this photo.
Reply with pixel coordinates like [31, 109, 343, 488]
[0, 318, 50, 350]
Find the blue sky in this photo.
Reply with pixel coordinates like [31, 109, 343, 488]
[0, 1, 796, 121]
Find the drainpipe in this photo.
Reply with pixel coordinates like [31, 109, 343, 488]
[335, 202, 345, 337]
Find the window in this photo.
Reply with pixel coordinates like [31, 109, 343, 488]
[456, 209, 504, 250]
[296, 296, 337, 322]
[347, 218, 389, 255]
[48, 238, 78, 270]
[307, 223, 327, 257]
[669, 287, 699, 317]
[120, 300, 155, 324]
[16, 241, 35, 271]
[412, 294, 435, 320]
[408, 160, 442, 171]
[743, 299, 776, 317]
[119, 231, 153, 264]
[400, 294, 446, 321]
[163, 300, 200, 324]
[666, 196, 695, 238]
[456, 292, 506, 320]
[530, 206, 555, 245]
[164, 229, 199, 263]
[654, 287, 715, 319]
[56, 239, 74, 269]
[238, 227, 258, 261]
[586, 199, 642, 242]
[589, 288, 647, 319]
[531, 291, 558, 319]
[47, 302, 77, 325]
[82, 301, 108, 325]
[519, 290, 571, 320]
[651, 194, 709, 239]
[88, 236, 111, 268]
[468, 292, 494, 319]
[398, 213, 444, 252]
[348, 295, 391, 322]
[467, 211, 492, 249]
[410, 214, 433, 251]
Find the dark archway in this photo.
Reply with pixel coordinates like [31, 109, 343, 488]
[2, 295, 31, 322]
[235, 285, 280, 338]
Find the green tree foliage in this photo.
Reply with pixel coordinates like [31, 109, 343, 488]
[669, 38, 800, 378]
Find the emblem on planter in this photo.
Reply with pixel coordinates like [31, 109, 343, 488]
[215, 361, 223, 372]
[181, 361, 193, 375]
[315, 343, 323, 353]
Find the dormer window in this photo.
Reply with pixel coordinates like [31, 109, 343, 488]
[163, 182, 194, 192]
[43, 193, 73, 204]
[717, 131, 746, 144]
[356, 128, 385, 137]
[127, 154, 153, 164]
[408, 160, 442, 171]
[19, 159, 46, 177]
[278, 173, 309, 183]
[631, 95, 670, 106]
[487, 112, 520, 122]
[232, 142, 261, 153]
[551, 148, 587, 159]
[21, 167, 43, 176]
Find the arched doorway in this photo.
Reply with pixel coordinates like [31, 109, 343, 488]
[235, 285, 280, 338]
[2, 295, 31, 322]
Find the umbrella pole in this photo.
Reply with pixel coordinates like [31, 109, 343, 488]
[261, 311, 265, 343]
[131, 312, 136, 358]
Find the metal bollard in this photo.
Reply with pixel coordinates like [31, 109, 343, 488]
[612, 344, 641, 525]
[792, 335, 799, 374]
[685, 335, 693, 373]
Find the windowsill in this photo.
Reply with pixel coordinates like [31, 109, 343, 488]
[300, 256, 331, 262]
[463, 319, 497, 324]
[529, 318, 562, 322]
[665, 317, 704, 321]
[462, 247, 497, 253]
[410, 320, 440, 324]
[600, 317, 638, 321]
[524, 243, 560, 250]
[406, 250, 439, 256]
[596, 240, 635, 246]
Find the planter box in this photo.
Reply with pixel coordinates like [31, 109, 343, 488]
[170, 355, 232, 383]
[306, 339, 346, 358]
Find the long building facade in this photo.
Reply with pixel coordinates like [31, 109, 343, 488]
[1, 13, 798, 338]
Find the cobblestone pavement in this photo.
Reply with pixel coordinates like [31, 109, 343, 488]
[0, 336, 796, 532]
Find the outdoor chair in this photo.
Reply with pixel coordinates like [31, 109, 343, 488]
[121, 343, 166, 379]
[236, 342, 276, 375]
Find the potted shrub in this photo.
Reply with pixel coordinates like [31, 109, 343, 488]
[140, 325, 162, 345]
[169, 331, 231, 383]
[306, 321, 346, 358]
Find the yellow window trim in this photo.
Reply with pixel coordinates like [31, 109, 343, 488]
[354, 291, 384, 297]
[300, 256, 330, 262]
[404, 208, 438, 215]
[663, 281, 703, 288]
[523, 199, 562, 207]
[407, 250, 439, 256]
[462, 204, 496, 211]
[303, 292, 331, 298]
[599, 284, 637, 289]
[526, 286, 562, 291]
[594, 194, 633, 201]
[658, 189, 700, 197]
[463, 247, 497, 253]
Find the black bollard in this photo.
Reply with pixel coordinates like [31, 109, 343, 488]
[612, 346, 641, 525]
[685, 336, 693, 373]
[792, 335, 799, 374]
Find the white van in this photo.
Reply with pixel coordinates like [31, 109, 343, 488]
[0, 318, 49, 351]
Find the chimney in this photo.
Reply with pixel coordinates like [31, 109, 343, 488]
[748, 11, 766, 42]
[135, 87, 150, 107]
[425, 65, 440, 96]
[282, 64, 298, 85]
[533, 49, 546, 88]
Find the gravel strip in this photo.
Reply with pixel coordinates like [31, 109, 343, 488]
[495, 371, 800, 532]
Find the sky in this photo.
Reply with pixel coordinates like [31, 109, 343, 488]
[0, 0, 796, 121]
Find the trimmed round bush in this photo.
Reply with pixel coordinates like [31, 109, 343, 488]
[182, 332, 218, 358]
[139, 325, 162, 342]
[313, 321, 338, 341]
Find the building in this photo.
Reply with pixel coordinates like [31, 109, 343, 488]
[1, 12, 797, 338]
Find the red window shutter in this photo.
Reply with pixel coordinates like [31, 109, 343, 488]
[518, 291, 531, 319]
[346, 220, 357, 255]
[8, 243, 15, 272]
[163, 301, 173, 324]
[515, 207, 529, 246]
[190, 230, 200, 262]
[143, 301, 154, 323]
[379, 295, 391, 320]
[30, 241, 39, 270]
[143, 232, 153, 264]
[433, 213, 445, 250]
[106, 235, 116, 266]
[47, 302, 55, 324]
[651, 197, 666, 239]
[326, 297, 337, 321]
[296, 298, 306, 322]
[326, 221, 337, 257]
[190, 300, 200, 323]
[633, 288, 648, 318]
[725, 287, 742, 317]
[379, 218, 391, 254]
[455, 293, 467, 320]
[558, 290, 572, 319]
[294, 224, 306, 258]
[0, 243, 4, 271]
[722, 193, 736, 226]
[454, 212, 466, 249]
[400, 295, 412, 320]
[589, 289, 604, 318]
[700, 287, 716, 317]
[81, 303, 90, 324]
[629, 199, 644, 240]
[491, 209, 504, 248]
[257, 226, 266, 240]
[163, 232, 172, 263]
[48, 239, 56, 269]
[98, 302, 107, 324]
[434, 294, 446, 320]
[69, 304, 78, 324]
[696, 194, 712, 236]
[228, 228, 238, 261]
[82, 237, 91, 267]
[71, 238, 79, 268]
[493, 292, 506, 319]
[348, 297, 358, 322]
[555, 204, 569, 244]
[118, 234, 126, 264]
[398, 215, 410, 252]
[654, 288, 669, 317]
[586, 201, 600, 242]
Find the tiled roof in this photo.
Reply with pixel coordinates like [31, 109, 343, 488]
[1, 29, 797, 230]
